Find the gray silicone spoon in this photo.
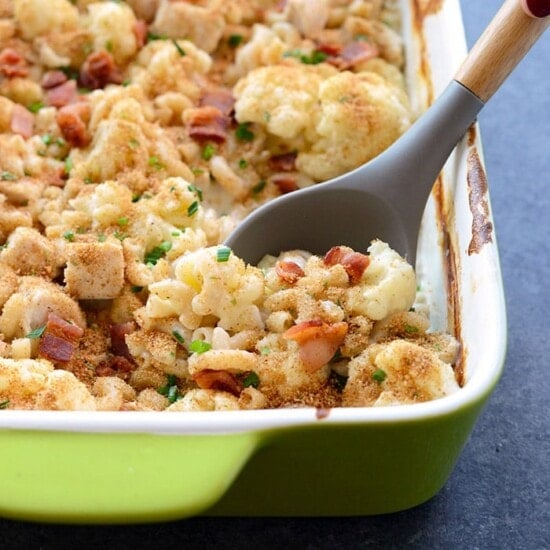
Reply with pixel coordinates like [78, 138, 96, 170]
[225, 0, 549, 265]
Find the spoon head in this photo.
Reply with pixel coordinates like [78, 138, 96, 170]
[224, 186, 416, 265]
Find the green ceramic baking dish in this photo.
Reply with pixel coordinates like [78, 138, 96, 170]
[0, 0, 506, 523]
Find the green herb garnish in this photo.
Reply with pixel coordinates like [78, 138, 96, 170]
[172, 330, 185, 345]
[130, 285, 143, 293]
[187, 201, 199, 217]
[252, 180, 266, 194]
[117, 217, 129, 226]
[41, 134, 53, 145]
[187, 184, 203, 201]
[144, 241, 172, 265]
[238, 158, 248, 169]
[283, 49, 328, 65]
[201, 143, 215, 161]
[242, 371, 260, 389]
[172, 39, 186, 56]
[27, 101, 44, 113]
[235, 122, 254, 142]
[64, 156, 73, 175]
[189, 340, 212, 354]
[148, 155, 164, 170]
[404, 324, 419, 334]
[216, 246, 231, 262]
[26, 325, 46, 339]
[228, 34, 244, 48]
[63, 230, 75, 242]
[0, 400, 9, 410]
[372, 369, 387, 383]
[157, 374, 179, 404]
[147, 31, 167, 42]
[97, 234, 107, 242]
[0, 171, 16, 181]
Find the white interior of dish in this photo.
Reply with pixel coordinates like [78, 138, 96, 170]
[0, 0, 506, 434]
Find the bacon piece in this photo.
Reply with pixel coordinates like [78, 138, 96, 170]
[323, 246, 370, 284]
[79, 50, 123, 90]
[193, 369, 243, 397]
[331, 41, 379, 69]
[186, 105, 230, 143]
[316, 42, 343, 57]
[199, 88, 235, 116]
[96, 356, 136, 379]
[272, 174, 298, 194]
[10, 105, 34, 139]
[0, 48, 28, 78]
[276, 260, 305, 285]
[56, 103, 91, 148]
[133, 19, 148, 49]
[110, 322, 136, 361]
[283, 320, 348, 372]
[38, 312, 84, 364]
[41, 70, 68, 90]
[268, 151, 297, 172]
[45, 79, 78, 108]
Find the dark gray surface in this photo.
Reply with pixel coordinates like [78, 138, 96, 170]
[1, 2, 548, 548]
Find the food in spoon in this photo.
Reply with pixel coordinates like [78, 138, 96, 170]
[0, 0, 460, 410]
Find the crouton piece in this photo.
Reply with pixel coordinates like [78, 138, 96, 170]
[64, 240, 125, 300]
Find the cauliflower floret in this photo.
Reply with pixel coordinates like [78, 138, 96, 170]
[86, 1, 138, 65]
[234, 64, 336, 140]
[343, 340, 460, 406]
[0, 263, 18, 309]
[0, 357, 53, 408]
[34, 369, 96, 411]
[13, 0, 78, 40]
[166, 388, 240, 411]
[297, 71, 411, 180]
[172, 246, 265, 331]
[151, 0, 224, 53]
[284, 0, 330, 38]
[345, 240, 416, 320]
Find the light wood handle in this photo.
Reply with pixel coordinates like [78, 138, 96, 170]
[455, 0, 550, 102]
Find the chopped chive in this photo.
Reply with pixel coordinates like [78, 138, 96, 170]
[260, 346, 270, 356]
[187, 201, 199, 217]
[114, 231, 127, 241]
[235, 122, 254, 142]
[228, 34, 244, 48]
[147, 31, 167, 42]
[26, 325, 46, 339]
[117, 217, 129, 226]
[201, 143, 215, 160]
[238, 158, 248, 169]
[0, 400, 9, 409]
[63, 230, 75, 242]
[404, 324, 419, 334]
[131, 285, 143, 293]
[59, 66, 79, 80]
[27, 101, 44, 113]
[97, 234, 107, 242]
[41, 134, 53, 145]
[128, 138, 140, 148]
[157, 374, 179, 403]
[105, 40, 113, 53]
[283, 49, 328, 65]
[122, 78, 131, 87]
[372, 369, 387, 383]
[187, 184, 203, 201]
[172, 330, 185, 345]
[216, 246, 231, 262]
[252, 180, 266, 194]
[64, 157, 73, 175]
[144, 241, 172, 265]
[0, 171, 16, 181]
[172, 39, 186, 56]
[242, 371, 260, 388]
[191, 167, 204, 175]
[189, 340, 212, 354]
[148, 155, 164, 170]
[131, 193, 141, 202]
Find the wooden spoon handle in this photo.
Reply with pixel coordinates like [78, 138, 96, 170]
[455, 0, 549, 102]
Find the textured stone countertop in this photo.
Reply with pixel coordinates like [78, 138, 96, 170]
[1, 1, 548, 548]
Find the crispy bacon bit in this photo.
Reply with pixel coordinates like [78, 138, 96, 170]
[276, 260, 305, 285]
[316, 42, 343, 57]
[79, 50, 123, 90]
[96, 356, 136, 379]
[38, 313, 84, 364]
[323, 246, 370, 284]
[45, 79, 78, 108]
[10, 104, 34, 139]
[330, 41, 379, 69]
[268, 151, 297, 172]
[56, 103, 91, 148]
[193, 369, 243, 397]
[0, 48, 28, 78]
[41, 70, 68, 90]
[199, 88, 235, 116]
[133, 19, 148, 49]
[272, 174, 298, 194]
[187, 105, 230, 143]
[283, 320, 348, 372]
[110, 322, 136, 361]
